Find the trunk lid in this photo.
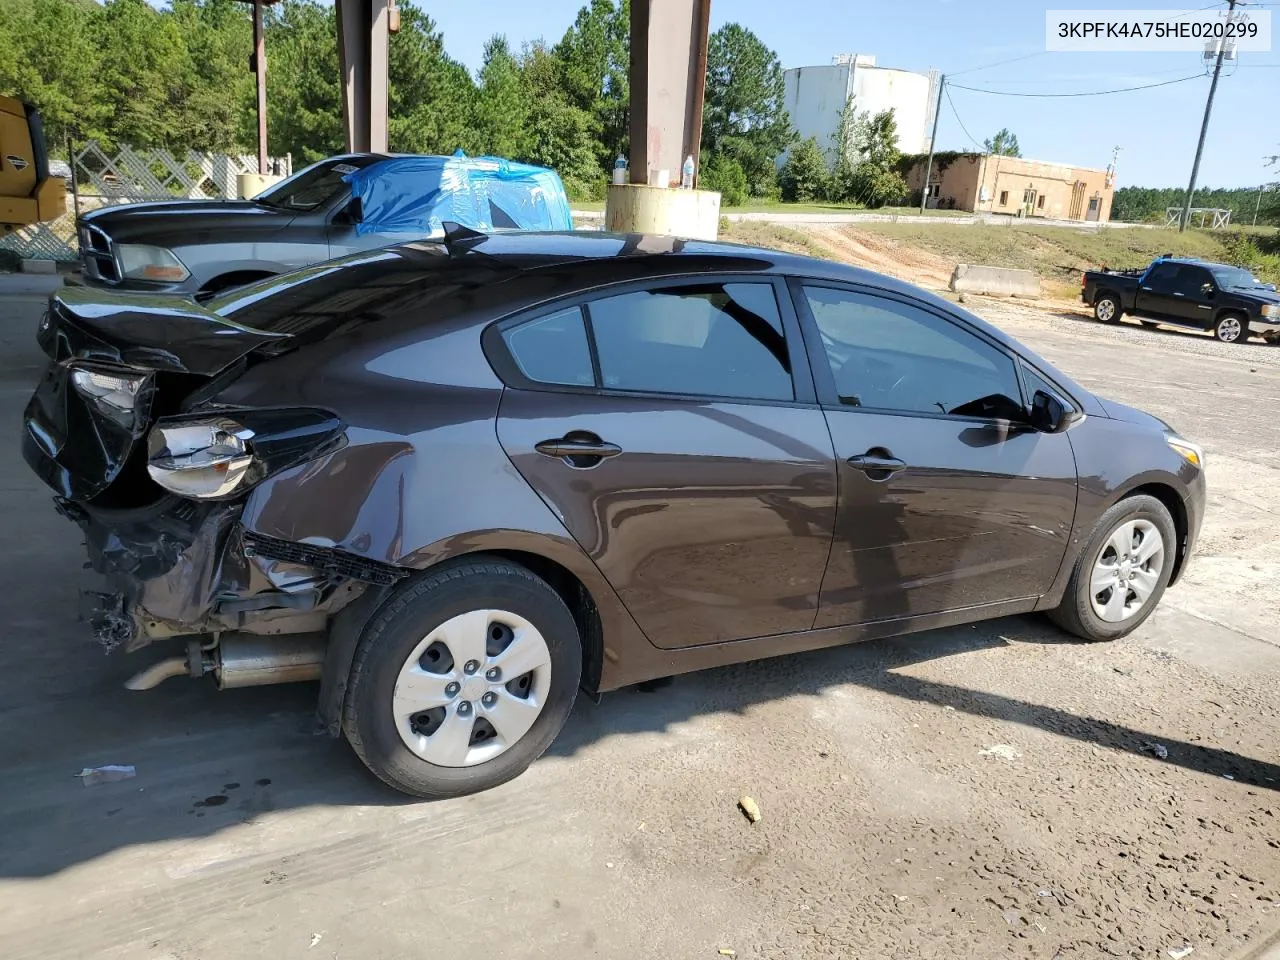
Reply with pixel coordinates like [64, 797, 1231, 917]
[23, 288, 287, 502]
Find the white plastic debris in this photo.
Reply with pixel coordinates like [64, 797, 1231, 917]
[309, 934, 322, 949]
[1142, 742, 1170, 760]
[1168, 946, 1194, 959]
[979, 744, 1021, 760]
[76, 765, 135, 786]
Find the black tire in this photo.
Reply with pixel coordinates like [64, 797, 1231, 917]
[1094, 292, 1122, 324]
[343, 557, 582, 799]
[1047, 494, 1177, 642]
[1212, 311, 1249, 344]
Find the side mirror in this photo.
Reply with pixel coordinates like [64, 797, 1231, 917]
[1030, 389, 1079, 433]
[1201, 282, 1215, 296]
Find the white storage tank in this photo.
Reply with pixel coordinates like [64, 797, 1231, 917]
[783, 55, 938, 162]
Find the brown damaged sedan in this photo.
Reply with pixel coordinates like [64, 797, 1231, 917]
[24, 229, 1206, 798]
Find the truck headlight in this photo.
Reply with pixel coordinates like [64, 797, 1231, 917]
[1260, 304, 1280, 320]
[117, 244, 190, 283]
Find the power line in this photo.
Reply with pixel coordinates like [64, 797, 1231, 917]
[947, 51, 1047, 78]
[943, 85, 984, 149]
[948, 74, 1203, 97]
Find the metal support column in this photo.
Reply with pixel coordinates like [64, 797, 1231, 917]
[253, 0, 268, 174]
[628, 0, 712, 186]
[335, 0, 390, 154]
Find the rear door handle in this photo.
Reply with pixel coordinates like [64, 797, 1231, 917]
[847, 453, 907, 476]
[1172, 291, 1185, 297]
[535, 437, 623, 460]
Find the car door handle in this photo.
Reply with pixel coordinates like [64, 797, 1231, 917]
[1172, 291, 1185, 297]
[535, 437, 623, 459]
[847, 453, 907, 475]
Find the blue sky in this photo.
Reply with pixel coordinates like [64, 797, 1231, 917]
[423, 0, 1275, 189]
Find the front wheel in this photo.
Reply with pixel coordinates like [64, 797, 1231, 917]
[343, 558, 582, 799]
[1094, 293, 1121, 324]
[1213, 313, 1248, 343]
[1048, 494, 1176, 642]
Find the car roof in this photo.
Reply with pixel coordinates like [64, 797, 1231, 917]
[419, 228, 890, 285]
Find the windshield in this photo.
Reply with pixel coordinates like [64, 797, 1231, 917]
[1209, 265, 1265, 289]
[253, 156, 382, 212]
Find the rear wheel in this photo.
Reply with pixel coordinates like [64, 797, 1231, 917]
[343, 558, 582, 799]
[1213, 312, 1248, 343]
[1048, 494, 1176, 642]
[1094, 293, 1121, 324]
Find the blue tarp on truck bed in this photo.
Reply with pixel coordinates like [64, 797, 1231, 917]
[341, 154, 573, 237]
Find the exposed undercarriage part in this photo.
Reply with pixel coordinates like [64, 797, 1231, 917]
[124, 632, 327, 691]
[56, 495, 402, 692]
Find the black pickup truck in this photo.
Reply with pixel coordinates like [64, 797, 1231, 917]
[1082, 256, 1280, 344]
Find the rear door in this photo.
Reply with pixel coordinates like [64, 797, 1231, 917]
[791, 282, 1078, 627]
[1135, 262, 1183, 319]
[1168, 264, 1216, 325]
[493, 277, 838, 650]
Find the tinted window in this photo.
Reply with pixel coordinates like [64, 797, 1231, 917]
[586, 282, 793, 401]
[804, 286, 1021, 417]
[503, 306, 594, 386]
[1147, 263, 1178, 285]
[253, 156, 379, 212]
[1171, 265, 1210, 295]
[1210, 265, 1262, 289]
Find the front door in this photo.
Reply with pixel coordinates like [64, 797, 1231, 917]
[791, 282, 1078, 627]
[494, 278, 838, 650]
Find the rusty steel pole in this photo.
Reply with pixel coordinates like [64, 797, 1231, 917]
[253, 0, 268, 174]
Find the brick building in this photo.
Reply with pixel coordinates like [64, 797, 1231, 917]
[906, 153, 1115, 222]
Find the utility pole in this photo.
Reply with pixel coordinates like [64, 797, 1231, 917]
[1179, 0, 1237, 231]
[919, 73, 945, 214]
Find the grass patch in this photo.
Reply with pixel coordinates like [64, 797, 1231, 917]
[845, 223, 1277, 290]
[721, 221, 828, 259]
[569, 199, 970, 217]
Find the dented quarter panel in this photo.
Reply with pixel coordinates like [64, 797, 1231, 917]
[212, 282, 661, 692]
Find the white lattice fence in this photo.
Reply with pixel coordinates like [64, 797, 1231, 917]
[2, 142, 293, 262]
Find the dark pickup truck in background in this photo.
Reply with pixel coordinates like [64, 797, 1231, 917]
[1082, 257, 1280, 344]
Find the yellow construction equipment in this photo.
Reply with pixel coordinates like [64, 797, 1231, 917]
[0, 95, 66, 233]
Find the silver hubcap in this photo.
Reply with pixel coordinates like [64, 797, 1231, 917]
[1096, 299, 1115, 322]
[1090, 519, 1164, 623]
[1218, 317, 1241, 342]
[393, 609, 552, 767]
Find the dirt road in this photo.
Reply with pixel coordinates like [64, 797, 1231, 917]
[1, 277, 1278, 960]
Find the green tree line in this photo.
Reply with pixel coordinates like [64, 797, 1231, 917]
[1111, 184, 1278, 225]
[0, 0, 803, 203]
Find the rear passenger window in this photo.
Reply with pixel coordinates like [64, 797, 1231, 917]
[502, 306, 594, 386]
[585, 282, 793, 401]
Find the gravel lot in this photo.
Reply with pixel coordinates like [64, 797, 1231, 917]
[1, 283, 1278, 960]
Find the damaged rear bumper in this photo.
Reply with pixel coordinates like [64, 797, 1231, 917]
[58, 496, 405, 654]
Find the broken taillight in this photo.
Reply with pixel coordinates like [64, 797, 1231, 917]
[147, 419, 256, 498]
[145, 408, 345, 500]
[69, 363, 148, 428]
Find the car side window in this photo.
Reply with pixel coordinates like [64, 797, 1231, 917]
[1147, 263, 1178, 286]
[502, 306, 595, 387]
[803, 286, 1022, 419]
[585, 282, 794, 401]
[1178, 266, 1212, 295]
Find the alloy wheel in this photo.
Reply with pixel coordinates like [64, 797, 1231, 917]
[392, 609, 553, 767]
[1216, 316, 1242, 342]
[1096, 298, 1116, 322]
[1089, 519, 1165, 623]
